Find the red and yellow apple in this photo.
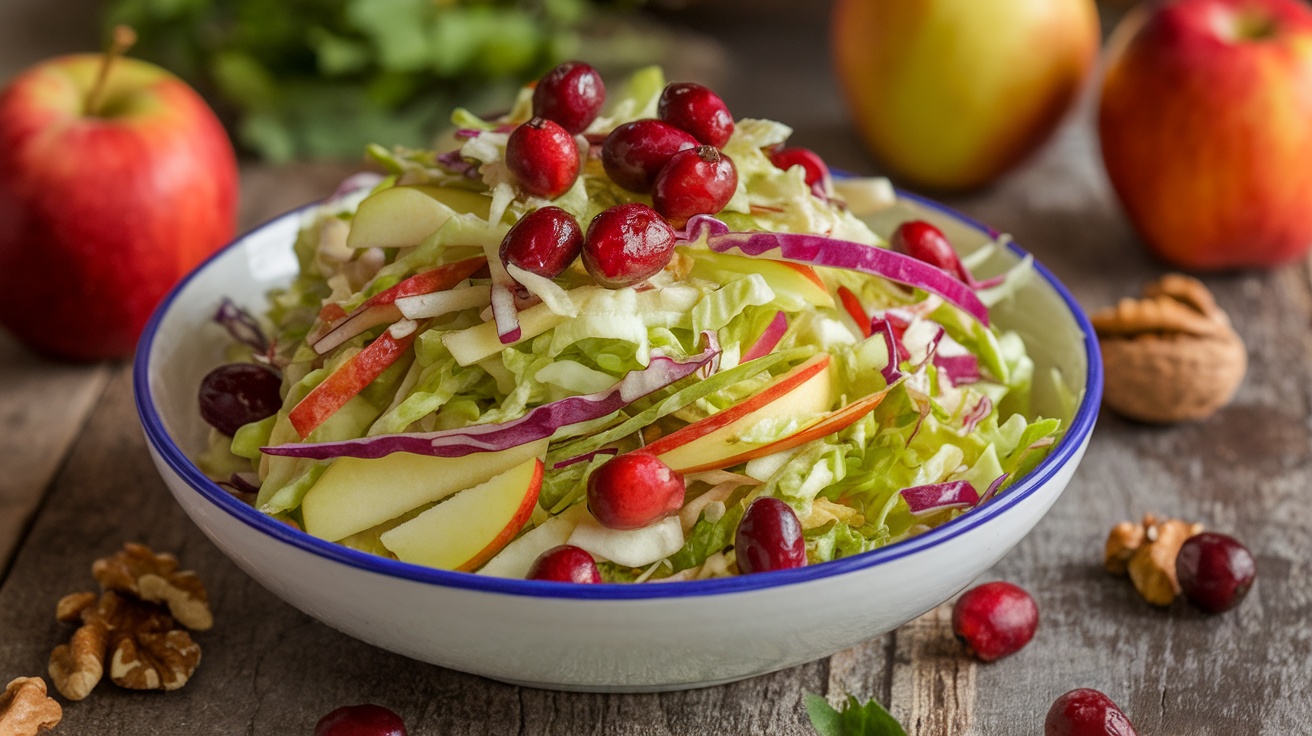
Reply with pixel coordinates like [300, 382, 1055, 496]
[831, 0, 1099, 190]
[380, 457, 543, 572]
[1099, 0, 1312, 269]
[0, 32, 237, 360]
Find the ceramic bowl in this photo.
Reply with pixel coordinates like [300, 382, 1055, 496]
[134, 191, 1102, 692]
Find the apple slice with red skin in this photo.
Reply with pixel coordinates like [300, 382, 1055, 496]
[680, 386, 894, 474]
[380, 458, 544, 572]
[291, 320, 427, 438]
[837, 285, 873, 338]
[640, 353, 833, 473]
[311, 255, 486, 353]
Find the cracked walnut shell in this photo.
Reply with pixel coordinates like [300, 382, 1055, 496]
[0, 678, 61, 735]
[1091, 274, 1246, 423]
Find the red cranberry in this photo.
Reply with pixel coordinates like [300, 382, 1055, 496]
[657, 82, 734, 149]
[505, 117, 580, 199]
[652, 145, 738, 222]
[601, 119, 698, 193]
[527, 545, 602, 583]
[1176, 532, 1256, 613]
[1045, 689, 1138, 736]
[315, 704, 407, 736]
[582, 203, 677, 288]
[532, 61, 605, 134]
[890, 220, 971, 283]
[734, 497, 806, 574]
[198, 363, 282, 436]
[587, 453, 685, 530]
[769, 146, 831, 190]
[951, 581, 1038, 662]
[499, 206, 583, 279]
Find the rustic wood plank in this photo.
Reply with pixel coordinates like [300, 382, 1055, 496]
[0, 337, 111, 575]
[888, 604, 976, 735]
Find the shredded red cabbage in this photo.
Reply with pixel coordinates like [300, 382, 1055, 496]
[960, 396, 993, 435]
[935, 354, 981, 385]
[978, 473, 1010, 506]
[263, 338, 720, 461]
[490, 282, 522, 344]
[870, 318, 905, 385]
[214, 298, 269, 355]
[551, 447, 619, 470]
[679, 215, 989, 325]
[900, 480, 980, 516]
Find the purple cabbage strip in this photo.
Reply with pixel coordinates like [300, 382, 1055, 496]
[741, 311, 788, 364]
[436, 149, 481, 179]
[490, 283, 522, 344]
[213, 298, 269, 354]
[869, 317, 905, 385]
[960, 396, 993, 435]
[900, 480, 980, 516]
[328, 172, 385, 202]
[978, 473, 1010, 506]
[453, 129, 484, 141]
[935, 354, 981, 385]
[262, 340, 720, 461]
[678, 216, 989, 325]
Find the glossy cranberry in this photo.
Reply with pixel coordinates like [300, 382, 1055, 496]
[951, 581, 1038, 662]
[657, 82, 734, 148]
[499, 206, 583, 279]
[890, 220, 971, 282]
[505, 117, 580, 199]
[198, 363, 282, 436]
[734, 497, 806, 574]
[527, 545, 602, 583]
[314, 704, 407, 736]
[582, 203, 677, 288]
[652, 145, 737, 222]
[532, 61, 605, 134]
[601, 119, 698, 193]
[1045, 689, 1138, 736]
[587, 453, 685, 530]
[1176, 532, 1256, 613]
[769, 146, 831, 190]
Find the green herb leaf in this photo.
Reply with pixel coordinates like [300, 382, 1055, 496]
[805, 693, 908, 736]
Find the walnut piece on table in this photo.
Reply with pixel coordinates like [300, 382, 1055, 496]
[0, 677, 62, 735]
[48, 543, 210, 701]
[1091, 274, 1246, 423]
[1105, 514, 1205, 606]
[91, 542, 213, 631]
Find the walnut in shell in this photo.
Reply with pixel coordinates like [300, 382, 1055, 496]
[1091, 274, 1246, 423]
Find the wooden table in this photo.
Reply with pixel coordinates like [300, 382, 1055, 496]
[3, 4, 1310, 734]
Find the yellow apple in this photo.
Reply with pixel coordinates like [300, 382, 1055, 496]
[381, 457, 544, 572]
[832, 0, 1100, 190]
[300, 438, 547, 542]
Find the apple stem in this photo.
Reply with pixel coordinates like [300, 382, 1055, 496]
[84, 25, 138, 117]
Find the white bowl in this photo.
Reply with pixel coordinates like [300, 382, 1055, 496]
[134, 191, 1102, 692]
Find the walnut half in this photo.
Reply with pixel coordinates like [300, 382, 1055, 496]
[1105, 514, 1205, 606]
[1091, 274, 1246, 423]
[0, 677, 62, 735]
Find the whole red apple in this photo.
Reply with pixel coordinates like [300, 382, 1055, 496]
[1099, 0, 1312, 270]
[0, 35, 237, 360]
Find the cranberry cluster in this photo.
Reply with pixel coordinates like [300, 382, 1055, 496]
[497, 61, 826, 292]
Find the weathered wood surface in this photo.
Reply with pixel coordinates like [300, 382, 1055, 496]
[2, 3, 1311, 734]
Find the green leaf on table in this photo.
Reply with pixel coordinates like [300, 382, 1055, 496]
[805, 693, 908, 736]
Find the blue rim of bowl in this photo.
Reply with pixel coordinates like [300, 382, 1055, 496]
[134, 188, 1103, 600]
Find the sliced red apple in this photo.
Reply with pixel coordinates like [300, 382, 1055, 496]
[379, 457, 544, 571]
[673, 386, 894, 474]
[312, 256, 486, 354]
[641, 353, 834, 473]
[291, 320, 426, 438]
[837, 285, 873, 339]
[346, 185, 493, 249]
[476, 503, 589, 578]
[685, 249, 835, 309]
[301, 438, 547, 542]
